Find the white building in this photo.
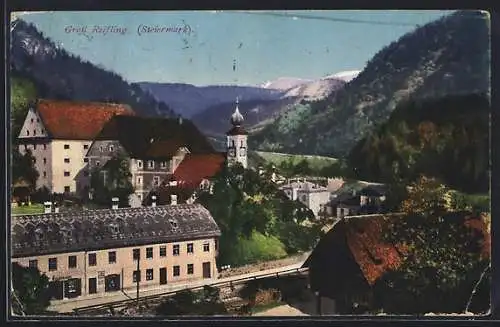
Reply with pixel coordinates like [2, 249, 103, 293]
[226, 98, 248, 169]
[280, 180, 330, 218]
[17, 99, 134, 195]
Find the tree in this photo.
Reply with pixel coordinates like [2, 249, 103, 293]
[12, 148, 39, 192]
[375, 175, 490, 314]
[90, 153, 134, 206]
[11, 262, 51, 315]
[11, 77, 37, 140]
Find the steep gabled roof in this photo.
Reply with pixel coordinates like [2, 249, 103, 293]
[35, 99, 135, 140]
[173, 153, 226, 188]
[306, 212, 490, 286]
[95, 115, 215, 159]
[11, 204, 221, 257]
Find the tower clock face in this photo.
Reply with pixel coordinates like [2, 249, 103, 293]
[240, 148, 246, 156]
[229, 148, 236, 157]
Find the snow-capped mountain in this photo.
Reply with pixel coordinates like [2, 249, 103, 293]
[260, 77, 313, 91]
[324, 70, 362, 83]
[283, 76, 346, 100]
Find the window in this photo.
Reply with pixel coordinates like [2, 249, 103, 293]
[159, 246, 166, 257]
[99, 146, 104, 152]
[146, 247, 153, 259]
[153, 176, 160, 187]
[43, 144, 47, 150]
[33, 144, 37, 150]
[133, 270, 141, 283]
[48, 258, 57, 271]
[64, 158, 70, 163]
[133, 248, 140, 260]
[32, 158, 36, 164]
[88, 253, 97, 266]
[203, 243, 210, 252]
[148, 161, 154, 169]
[26, 130, 29, 136]
[34, 130, 37, 136]
[136, 176, 143, 185]
[187, 264, 194, 275]
[64, 186, 70, 193]
[64, 171, 70, 177]
[29, 259, 38, 269]
[64, 144, 70, 149]
[31, 118, 34, 123]
[68, 255, 77, 268]
[108, 251, 116, 264]
[173, 265, 180, 277]
[173, 244, 180, 256]
[84, 158, 89, 163]
[160, 161, 167, 169]
[96, 161, 100, 167]
[137, 160, 143, 169]
[109, 145, 114, 152]
[37, 118, 40, 123]
[187, 243, 194, 254]
[146, 269, 154, 281]
[84, 144, 89, 150]
[43, 158, 47, 164]
[215, 239, 218, 251]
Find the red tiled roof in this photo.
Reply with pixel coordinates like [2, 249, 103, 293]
[173, 153, 226, 188]
[343, 213, 490, 286]
[36, 99, 135, 140]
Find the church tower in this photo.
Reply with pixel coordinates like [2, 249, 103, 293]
[226, 97, 248, 168]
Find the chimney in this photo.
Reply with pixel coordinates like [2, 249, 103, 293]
[151, 195, 157, 207]
[43, 201, 52, 214]
[171, 194, 177, 205]
[112, 197, 119, 210]
[54, 202, 60, 213]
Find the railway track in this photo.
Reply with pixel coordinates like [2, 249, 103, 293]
[73, 267, 309, 316]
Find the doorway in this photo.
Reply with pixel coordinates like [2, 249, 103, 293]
[202, 262, 211, 279]
[64, 278, 82, 298]
[88, 277, 97, 294]
[105, 274, 121, 292]
[159, 267, 167, 285]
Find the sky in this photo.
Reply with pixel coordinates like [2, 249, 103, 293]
[16, 10, 454, 86]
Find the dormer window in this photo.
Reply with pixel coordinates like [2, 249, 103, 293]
[148, 161, 155, 169]
[109, 145, 114, 152]
[137, 160, 143, 169]
[160, 161, 167, 169]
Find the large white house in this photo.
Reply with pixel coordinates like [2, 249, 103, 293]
[17, 99, 135, 195]
[280, 180, 330, 218]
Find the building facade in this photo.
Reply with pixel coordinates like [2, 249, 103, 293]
[17, 99, 134, 195]
[85, 115, 215, 202]
[280, 180, 330, 218]
[12, 203, 221, 300]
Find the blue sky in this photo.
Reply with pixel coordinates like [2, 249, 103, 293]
[16, 10, 453, 86]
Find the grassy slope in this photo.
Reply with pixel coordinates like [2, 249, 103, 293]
[255, 151, 337, 170]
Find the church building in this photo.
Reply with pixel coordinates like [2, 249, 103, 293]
[225, 98, 248, 169]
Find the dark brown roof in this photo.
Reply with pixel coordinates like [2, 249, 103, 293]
[173, 153, 226, 188]
[95, 115, 215, 159]
[11, 204, 221, 257]
[36, 99, 135, 140]
[307, 212, 490, 286]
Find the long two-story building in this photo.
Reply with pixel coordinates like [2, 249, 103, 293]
[17, 99, 135, 195]
[12, 203, 221, 300]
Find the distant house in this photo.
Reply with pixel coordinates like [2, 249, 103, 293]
[327, 184, 388, 218]
[85, 115, 216, 202]
[12, 203, 221, 301]
[280, 180, 330, 218]
[17, 99, 135, 195]
[302, 213, 490, 314]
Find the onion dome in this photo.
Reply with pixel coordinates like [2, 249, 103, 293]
[230, 97, 244, 126]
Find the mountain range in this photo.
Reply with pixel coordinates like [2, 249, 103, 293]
[10, 19, 176, 117]
[249, 10, 490, 157]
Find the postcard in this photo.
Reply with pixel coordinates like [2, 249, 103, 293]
[8, 9, 491, 318]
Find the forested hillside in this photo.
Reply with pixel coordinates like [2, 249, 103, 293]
[347, 93, 489, 194]
[250, 10, 490, 157]
[10, 19, 175, 117]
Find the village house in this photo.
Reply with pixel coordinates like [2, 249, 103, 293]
[326, 184, 388, 219]
[17, 99, 135, 195]
[11, 202, 221, 300]
[279, 180, 330, 219]
[302, 212, 490, 314]
[85, 115, 216, 202]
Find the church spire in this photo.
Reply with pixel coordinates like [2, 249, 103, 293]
[230, 96, 244, 126]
